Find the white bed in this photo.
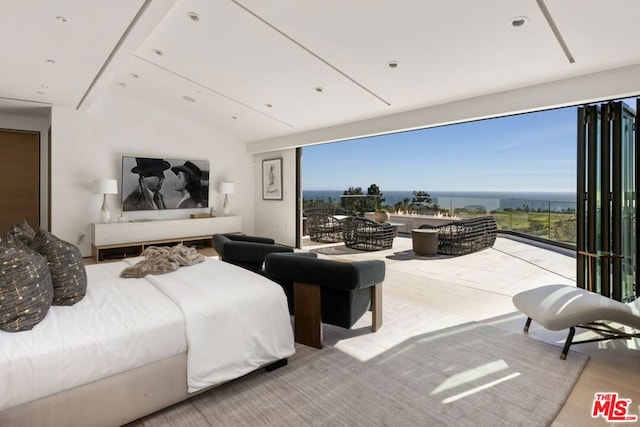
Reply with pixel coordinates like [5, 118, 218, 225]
[0, 257, 295, 427]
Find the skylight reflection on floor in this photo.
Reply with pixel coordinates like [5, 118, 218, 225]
[430, 359, 509, 395]
[441, 372, 521, 404]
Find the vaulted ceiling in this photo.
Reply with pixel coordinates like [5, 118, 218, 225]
[2, 0, 639, 142]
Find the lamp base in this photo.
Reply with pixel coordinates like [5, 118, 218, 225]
[100, 195, 111, 223]
[223, 194, 230, 216]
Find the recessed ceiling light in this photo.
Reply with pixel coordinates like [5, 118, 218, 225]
[182, 95, 196, 103]
[152, 49, 163, 56]
[56, 16, 68, 23]
[265, 103, 273, 108]
[509, 16, 529, 28]
[46, 59, 56, 64]
[231, 116, 238, 120]
[130, 73, 140, 79]
[36, 91, 45, 95]
[387, 61, 399, 69]
[314, 87, 324, 93]
[187, 12, 200, 22]
[119, 82, 128, 88]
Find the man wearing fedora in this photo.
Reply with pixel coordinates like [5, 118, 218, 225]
[171, 161, 204, 208]
[123, 157, 170, 211]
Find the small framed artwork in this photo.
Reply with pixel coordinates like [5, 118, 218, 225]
[262, 158, 283, 200]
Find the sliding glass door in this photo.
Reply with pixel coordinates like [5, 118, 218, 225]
[577, 100, 637, 302]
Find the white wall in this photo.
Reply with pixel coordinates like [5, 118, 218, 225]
[50, 91, 255, 257]
[252, 149, 297, 247]
[0, 112, 51, 230]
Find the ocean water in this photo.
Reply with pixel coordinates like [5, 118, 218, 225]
[303, 190, 576, 212]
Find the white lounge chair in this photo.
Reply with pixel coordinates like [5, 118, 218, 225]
[512, 284, 640, 359]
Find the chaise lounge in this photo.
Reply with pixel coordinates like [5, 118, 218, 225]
[512, 284, 640, 359]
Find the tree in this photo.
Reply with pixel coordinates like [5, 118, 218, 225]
[366, 183, 385, 211]
[343, 186, 363, 196]
[342, 186, 364, 214]
[411, 190, 432, 205]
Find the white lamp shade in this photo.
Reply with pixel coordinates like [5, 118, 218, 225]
[219, 181, 234, 194]
[93, 179, 118, 195]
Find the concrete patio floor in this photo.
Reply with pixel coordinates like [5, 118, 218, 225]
[303, 234, 576, 322]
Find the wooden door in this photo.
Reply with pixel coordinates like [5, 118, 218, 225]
[0, 129, 40, 234]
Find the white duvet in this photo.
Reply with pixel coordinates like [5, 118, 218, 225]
[138, 257, 295, 392]
[0, 261, 187, 411]
[0, 257, 295, 411]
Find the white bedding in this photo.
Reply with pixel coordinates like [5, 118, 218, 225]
[0, 261, 187, 411]
[138, 257, 295, 392]
[0, 256, 295, 411]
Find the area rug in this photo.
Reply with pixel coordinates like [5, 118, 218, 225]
[134, 298, 588, 427]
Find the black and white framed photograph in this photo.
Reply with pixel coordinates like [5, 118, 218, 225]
[262, 158, 283, 200]
[121, 156, 210, 211]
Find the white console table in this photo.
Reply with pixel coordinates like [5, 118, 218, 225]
[91, 216, 241, 262]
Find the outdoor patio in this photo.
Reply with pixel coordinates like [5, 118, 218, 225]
[301, 233, 640, 426]
[303, 234, 576, 321]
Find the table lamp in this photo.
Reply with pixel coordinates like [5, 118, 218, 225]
[93, 179, 118, 223]
[220, 181, 234, 216]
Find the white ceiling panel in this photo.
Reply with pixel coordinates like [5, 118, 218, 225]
[112, 57, 293, 141]
[2, 0, 640, 142]
[0, 0, 145, 107]
[236, 0, 570, 108]
[545, 0, 640, 70]
[122, 0, 392, 133]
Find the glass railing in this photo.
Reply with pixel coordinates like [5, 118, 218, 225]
[303, 194, 577, 246]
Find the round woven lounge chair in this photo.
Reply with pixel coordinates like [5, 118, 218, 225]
[343, 216, 394, 251]
[306, 207, 348, 243]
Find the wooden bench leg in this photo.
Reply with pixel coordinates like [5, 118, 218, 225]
[371, 283, 382, 332]
[293, 281, 323, 348]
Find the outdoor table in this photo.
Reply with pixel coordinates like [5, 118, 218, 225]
[412, 229, 439, 256]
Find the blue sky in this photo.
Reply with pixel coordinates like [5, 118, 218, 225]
[303, 106, 578, 193]
[304, 98, 639, 193]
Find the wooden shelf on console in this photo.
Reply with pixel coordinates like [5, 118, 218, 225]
[91, 216, 241, 263]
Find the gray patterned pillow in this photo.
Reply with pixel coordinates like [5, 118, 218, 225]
[0, 243, 54, 332]
[3, 232, 37, 255]
[6, 219, 37, 245]
[30, 229, 87, 306]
